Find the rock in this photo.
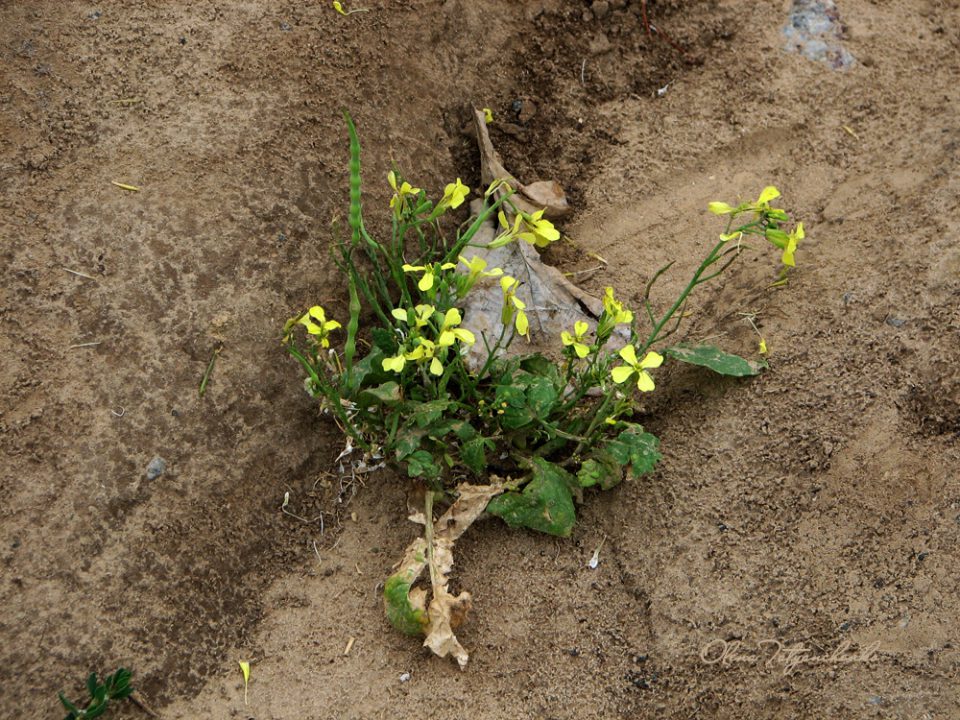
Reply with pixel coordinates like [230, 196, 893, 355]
[146, 456, 166, 480]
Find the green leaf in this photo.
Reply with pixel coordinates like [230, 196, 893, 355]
[460, 436, 492, 474]
[86, 673, 98, 698]
[59, 692, 79, 715]
[383, 570, 428, 636]
[450, 421, 477, 442]
[371, 326, 397, 354]
[405, 449, 440, 480]
[486, 458, 577, 536]
[495, 384, 533, 430]
[519, 353, 562, 386]
[663, 344, 766, 377]
[577, 455, 622, 490]
[108, 669, 132, 699]
[409, 399, 451, 428]
[358, 381, 401, 407]
[606, 425, 661, 479]
[394, 426, 426, 460]
[348, 348, 388, 392]
[524, 376, 559, 416]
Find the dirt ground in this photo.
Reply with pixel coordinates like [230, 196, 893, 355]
[2, 0, 959, 718]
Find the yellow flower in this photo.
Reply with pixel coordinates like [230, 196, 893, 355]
[391, 304, 436, 328]
[602, 287, 633, 325]
[332, 1, 347, 15]
[751, 185, 788, 221]
[404, 338, 444, 376]
[519, 209, 560, 247]
[489, 209, 560, 248]
[402, 262, 456, 292]
[708, 186, 787, 220]
[437, 308, 476, 347]
[782, 222, 804, 267]
[500, 276, 529, 337]
[297, 305, 342, 348]
[382, 353, 406, 373]
[765, 222, 804, 267]
[759, 338, 768, 354]
[439, 178, 470, 210]
[483, 107, 494, 123]
[388, 170, 421, 215]
[611, 345, 663, 392]
[457, 254, 503, 296]
[561, 321, 591, 358]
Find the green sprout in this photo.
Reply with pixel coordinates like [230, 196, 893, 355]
[58, 668, 134, 720]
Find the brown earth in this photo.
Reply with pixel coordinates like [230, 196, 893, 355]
[2, 0, 959, 718]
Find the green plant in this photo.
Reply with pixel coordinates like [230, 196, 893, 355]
[282, 113, 804, 666]
[59, 668, 134, 719]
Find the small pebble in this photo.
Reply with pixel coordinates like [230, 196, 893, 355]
[399, 672, 411, 683]
[146, 456, 166, 480]
[885, 316, 906, 328]
[591, 0, 610, 20]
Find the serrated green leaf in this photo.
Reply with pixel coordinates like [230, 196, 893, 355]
[406, 449, 440, 480]
[486, 458, 576, 536]
[606, 425, 661, 478]
[383, 570, 428, 636]
[663, 344, 766, 377]
[460, 436, 492, 474]
[358, 380, 401, 407]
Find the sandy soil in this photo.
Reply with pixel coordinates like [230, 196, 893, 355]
[2, 1, 959, 718]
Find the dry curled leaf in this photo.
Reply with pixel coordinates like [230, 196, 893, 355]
[384, 482, 505, 668]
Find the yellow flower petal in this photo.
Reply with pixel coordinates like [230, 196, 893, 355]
[382, 355, 405, 373]
[611, 365, 635, 384]
[418, 272, 433, 292]
[708, 201, 735, 215]
[618, 344, 639, 367]
[515, 310, 529, 336]
[639, 351, 663, 370]
[444, 308, 462, 327]
[239, 661, 251, 705]
[574, 320, 589, 337]
[636, 371, 655, 392]
[759, 338, 768, 354]
[574, 342, 590, 359]
[429, 357, 443, 376]
[757, 186, 781, 205]
[391, 308, 408, 321]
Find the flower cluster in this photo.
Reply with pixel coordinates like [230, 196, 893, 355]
[709, 186, 803, 268]
[382, 306, 476, 377]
